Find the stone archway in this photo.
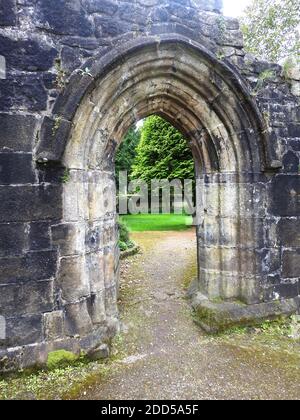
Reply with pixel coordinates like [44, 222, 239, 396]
[36, 36, 295, 346]
[0, 0, 299, 372]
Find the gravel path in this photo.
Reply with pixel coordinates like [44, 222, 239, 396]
[78, 231, 300, 400]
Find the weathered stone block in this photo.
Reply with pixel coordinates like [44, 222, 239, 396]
[202, 182, 267, 218]
[0, 185, 62, 222]
[287, 123, 300, 138]
[43, 311, 65, 341]
[58, 256, 90, 302]
[85, 222, 103, 252]
[86, 0, 118, 15]
[0, 0, 16, 26]
[264, 282, 299, 301]
[0, 36, 57, 71]
[270, 175, 300, 217]
[0, 74, 47, 112]
[5, 314, 43, 347]
[290, 139, 300, 152]
[60, 46, 82, 73]
[103, 221, 116, 247]
[29, 222, 51, 251]
[21, 342, 48, 370]
[88, 293, 106, 325]
[52, 222, 86, 256]
[201, 216, 264, 248]
[0, 113, 37, 153]
[88, 344, 110, 361]
[85, 251, 105, 294]
[0, 153, 35, 185]
[37, 163, 66, 184]
[64, 300, 93, 337]
[36, 116, 72, 163]
[199, 246, 260, 275]
[199, 267, 240, 300]
[0, 280, 54, 317]
[104, 248, 115, 288]
[277, 218, 300, 248]
[282, 150, 299, 173]
[0, 223, 27, 257]
[36, 0, 94, 36]
[94, 16, 131, 38]
[282, 250, 300, 278]
[104, 285, 118, 317]
[0, 251, 58, 285]
[63, 179, 89, 222]
[51, 73, 95, 122]
[87, 173, 116, 220]
[192, 292, 299, 333]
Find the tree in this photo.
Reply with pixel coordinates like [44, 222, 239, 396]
[115, 126, 141, 177]
[241, 0, 300, 63]
[131, 116, 194, 183]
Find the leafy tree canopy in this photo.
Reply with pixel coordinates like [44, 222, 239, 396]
[241, 0, 300, 63]
[115, 127, 141, 177]
[131, 115, 194, 183]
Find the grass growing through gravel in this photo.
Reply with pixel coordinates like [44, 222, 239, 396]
[217, 316, 300, 358]
[0, 332, 130, 401]
[121, 214, 193, 231]
[0, 361, 109, 400]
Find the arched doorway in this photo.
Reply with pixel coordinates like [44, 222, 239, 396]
[35, 35, 295, 352]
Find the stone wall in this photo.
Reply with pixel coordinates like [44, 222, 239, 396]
[0, 0, 299, 372]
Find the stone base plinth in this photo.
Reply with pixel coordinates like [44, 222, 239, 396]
[0, 318, 119, 374]
[191, 293, 300, 333]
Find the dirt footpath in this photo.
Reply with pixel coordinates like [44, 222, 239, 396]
[77, 231, 300, 400]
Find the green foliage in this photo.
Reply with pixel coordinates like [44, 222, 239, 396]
[131, 116, 194, 184]
[47, 350, 78, 371]
[281, 56, 297, 79]
[115, 127, 141, 177]
[61, 168, 71, 184]
[55, 59, 67, 90]
[118, 219, 135, 251]
[241, 0, 300, 63]
[52, 116, 62, 136]
[118, 241, 128, 251]
[118, 220, 130, 243]
[252, 69, 276, 95]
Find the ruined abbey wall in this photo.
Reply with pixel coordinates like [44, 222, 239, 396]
[0, 0, 299, 371]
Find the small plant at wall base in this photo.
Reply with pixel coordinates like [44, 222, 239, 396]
[252, 70, 276, 96]
[52, 116, 62, 136]
[61, 168, 71, 184]
[118, 220, 135, 252]
[55, 59, 68, 91]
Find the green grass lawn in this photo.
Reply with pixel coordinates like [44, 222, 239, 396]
[120, 214, 193, 232]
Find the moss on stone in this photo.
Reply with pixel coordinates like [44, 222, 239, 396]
[47, 350, 78, 371]
[193, 299, 296, 335]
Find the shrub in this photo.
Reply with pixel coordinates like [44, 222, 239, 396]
[118, 240, 128, 251]
[118, 220, 135, 251]
[118, 220, 130, 243]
